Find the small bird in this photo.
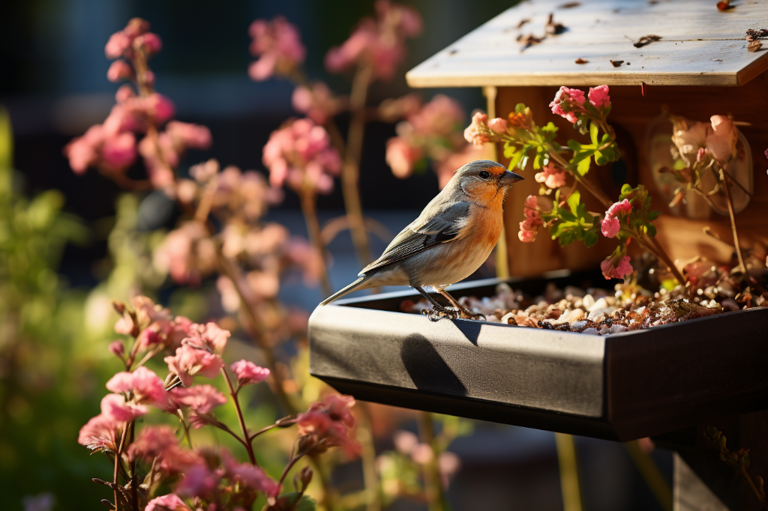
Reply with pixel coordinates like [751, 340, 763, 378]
[321, 160, 523, 320]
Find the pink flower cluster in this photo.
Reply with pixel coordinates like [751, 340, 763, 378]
[292, 81, 347, 125]
[114, 296, 193, 351]
[601, 254, 633, 280]
[549, 86, 586, 124]
[105, 18, 161, 61]
[464, 112, 491, 146]
[230, 360, 270, 388]
[673, 115, 738, 166]
[325, 1, 422, 80]
[534, 162, 566, 189]
[164, 344, 223, 387]
[600, 198, 632, 238]
[391, 430, 462, 489]
[297, 394, 360, 457]
[518, 195, 544, 243]
[386, 94, 467, 182]
[549, 85, 611, 124]
[262, 118, 341, 194]
[248, 17, 306, 81]
[153, 221, 217, 286]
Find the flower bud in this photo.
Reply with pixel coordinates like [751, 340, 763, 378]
[109, 340, 125, 358]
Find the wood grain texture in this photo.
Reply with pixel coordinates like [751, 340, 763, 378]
[406, 0, 768, 88]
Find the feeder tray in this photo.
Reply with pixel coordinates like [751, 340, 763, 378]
[309, 272, 768, 442]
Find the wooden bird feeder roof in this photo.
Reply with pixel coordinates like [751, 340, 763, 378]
[406, 0, 768, 88]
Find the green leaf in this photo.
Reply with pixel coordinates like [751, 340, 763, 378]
[567, 139, 581, 152]
[542, 122, 558, 134]
[509, 146, 528, 170]
[576, 154, 591, 176]
[646, 223, 657, 237]
[533, 153, 542, 170]
[504, 144, 517, 159]
[589, 122, 599, 145]
[584, 229, 598, 247]
[566, 190, 581, 213]
[515, 103, 527, 114]
[673, 159, 687, 171]
[647, 210, 661, 221]
[620, 183, 632, 195]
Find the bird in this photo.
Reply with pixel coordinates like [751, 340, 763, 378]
[320, 160, 523, 320]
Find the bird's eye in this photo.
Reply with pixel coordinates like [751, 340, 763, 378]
[478, 170, 491, 179]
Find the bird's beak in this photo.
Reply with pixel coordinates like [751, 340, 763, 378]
[499, 170, 524, 186]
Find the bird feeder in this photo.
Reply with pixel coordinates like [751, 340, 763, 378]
[310, 1, 768, 507]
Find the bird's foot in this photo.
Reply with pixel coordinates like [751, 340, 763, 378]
[423, 306, 460, 322]
[458, 307, 486, 321]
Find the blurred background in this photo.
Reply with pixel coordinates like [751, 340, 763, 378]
[0, 0, 672, 509]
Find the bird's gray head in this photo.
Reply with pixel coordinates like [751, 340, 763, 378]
[448, 160, 524, 200]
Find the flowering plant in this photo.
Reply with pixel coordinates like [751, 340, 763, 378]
[80, 296, 358, 511]
[464, 85, 682, 283]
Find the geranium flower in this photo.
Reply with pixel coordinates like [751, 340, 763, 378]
[230, 360, 270, 387]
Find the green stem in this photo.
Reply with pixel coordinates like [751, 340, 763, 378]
[554, 433, 584, 511]
[358, 403, 382, 511]
[299, 185, 332, 297]
[624, 441, 672, 511]
[418, 412, 446, 511]
[341, 64, 374, 267]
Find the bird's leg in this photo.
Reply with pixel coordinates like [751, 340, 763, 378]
[437, 289, 486, 321]
[413, 286, 459, 321]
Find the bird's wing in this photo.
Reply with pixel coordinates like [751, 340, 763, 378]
[361, 201, 471, 275]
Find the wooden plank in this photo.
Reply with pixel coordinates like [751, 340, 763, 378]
[406, 0, 768, 88]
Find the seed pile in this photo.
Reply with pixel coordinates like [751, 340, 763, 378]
[400, 265, 767, 335]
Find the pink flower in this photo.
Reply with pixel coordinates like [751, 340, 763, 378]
[101, 132, 137, 170]
[134, 33, 162, 56]
[165, 121, 212, 151]
[297, 394, 360, 457]
[671, 121, 708, 165]
[263, 118, 341, 194]
[706, 115, 738, 165]
[393, 430, 418, 454]
[518, 195, 544, 243]
[292, 82, 346, 125]
[63, 125, 105, 174]
[109, 340, 124, 358]
[325, 2, 422, 81]
[145, 494, 190, 511]
[100, 393, 148, 422]
[408, 95, 464, 138]
[106, 366, 168, 407]
[549, 86, 586, 124]
[115, 84, 135, 103]
[464, 112, 490, 146]
[153, 221, 217, 285]
[588, 85, 611, 109]
[488, 118, 508, 133]
[77, 414, 119, 452]
[386, 137, 422, 179]
[601, 255, 633, 280]
[600, 199, 632, 238]
[107, 60, 134, 82]
[176, 464, 219, 499]
[170, 385, 227, 415]
[224, 454, 279, 496]
[601, 217, 620, 238]
[230, 360, 270, 387]
[248, 17, 306, 80]
[105, 31, 133, 59]
[127, 425, 178, 461]
[534, 162, 566, 189]
[184, 322, 231, 355]
[164, 345, 224, 387]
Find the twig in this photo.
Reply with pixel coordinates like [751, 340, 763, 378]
[722, 169, 747, 273]
[130, 422, 138, 511]
[220, 366, 257, 466]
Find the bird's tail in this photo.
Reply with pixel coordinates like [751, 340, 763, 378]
[320, 276, 369, 306]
